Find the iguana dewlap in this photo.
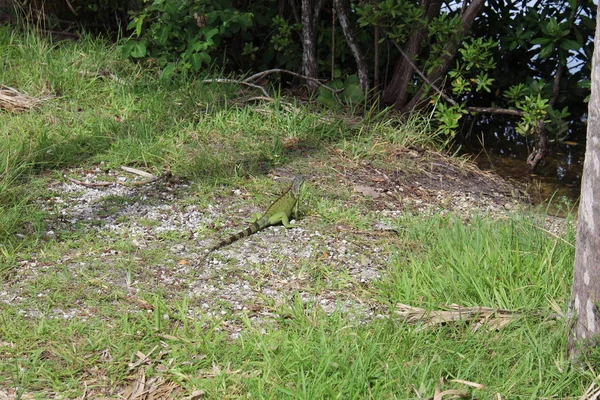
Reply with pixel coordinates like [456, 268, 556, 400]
[207, 175, 305, 252]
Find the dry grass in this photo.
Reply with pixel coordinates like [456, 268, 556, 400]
[0, 85, 51, 112]
[395, 303, 559, 332]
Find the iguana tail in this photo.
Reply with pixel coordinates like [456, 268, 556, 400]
[208, 219, 264, 252]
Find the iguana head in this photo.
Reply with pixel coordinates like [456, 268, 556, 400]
[291, 175, 305, 195]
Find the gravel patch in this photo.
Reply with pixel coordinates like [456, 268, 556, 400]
[4, 162, 569, 334]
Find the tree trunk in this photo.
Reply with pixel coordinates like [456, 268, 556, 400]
[382, 0, 441, 107]
[334, 0, 369, 92]
[301, 0, 323, 91]
[567, 2, 600, 358]
[400, 0, 485, 113]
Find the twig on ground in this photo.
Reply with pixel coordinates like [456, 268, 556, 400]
[121, 166, 156, 178]
[0, 85, 53, 112]
[65, 169, 173, 188]
[203, 69, 344, 99]
[395, 303, 559, 332]
[65, 176, 113, 188]
[244, 68, 340, 93]
[202, 78, 270, 97]
[580, 374, 600, 400]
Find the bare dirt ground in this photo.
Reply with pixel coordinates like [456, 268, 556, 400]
[2, 147, 549, 338]
[1, 146, 574, 399]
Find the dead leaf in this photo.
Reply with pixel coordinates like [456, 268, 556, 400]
[188, 389, 206, 399]
[450, 379, 485, 390]
[354, 185, 380, 198]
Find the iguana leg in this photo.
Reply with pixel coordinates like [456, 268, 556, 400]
[292, 201, 299, 220]
[268, 211, 296, 228]
[249, 212, 263, 223]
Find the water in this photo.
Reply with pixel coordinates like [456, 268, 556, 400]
[459, 119, 584, 213]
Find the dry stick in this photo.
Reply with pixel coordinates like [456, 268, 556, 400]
[121, 166, 156, 178]
[467, 106, 524, 117]
[0, 85, 52, 112]
[204, 69, 345, 105]
[243, 69, 342, 93]
[65, 176, 113, 188]
[64, 0, 79, 16]
[202, 78, 270, 97]
[120, 167, 173, 187]
[66, 169, 171, 188]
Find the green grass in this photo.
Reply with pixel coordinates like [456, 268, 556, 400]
[0, 26, 595, 398]
[379, 214, 575, 309]
[0, 214, 590, 398]
[2, 24, 434, 249]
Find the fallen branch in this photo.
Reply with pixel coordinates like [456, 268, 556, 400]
[121, 166, 156, 178]
[65, 169, 173, 188]
[466, 106, 524, 117]
[65, 176, 113, 188]
[244, 68, 343, 94]
[395, 303, 559, 332]
[0, 85, 52, 112]
[201, 78, 270, 97]
[203, 69, 343, 100]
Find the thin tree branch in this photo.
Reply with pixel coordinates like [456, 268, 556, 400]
[64, 0, 79, 16]
[466, 107, 524, 117]
[244, 69, 343, 93]
[392, 41, 457, 106]
[202, 78, 270, 97]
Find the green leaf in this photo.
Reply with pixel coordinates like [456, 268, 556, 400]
[342, 84, 364, 104]
[190, 52, 211, 70]
[204, 28, 219, 41]
[126, 18, 137, 31]
[538, 44, 554, 59]
[160, 63, 177, 80]
[327, 80, 345, 90]
[345, 75, 360, 86]
[531, 37, 553, 45]
[157, 25, 171, 45]
[560, 39, 581, 51]
[130, 41, 147, 58]
[317, 87, 341, 110]
[135, 15, 145, 37]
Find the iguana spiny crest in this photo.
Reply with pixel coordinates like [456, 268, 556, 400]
[207, 175, 305, 253]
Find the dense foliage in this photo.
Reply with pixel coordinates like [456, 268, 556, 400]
[8, 0, 596, 166]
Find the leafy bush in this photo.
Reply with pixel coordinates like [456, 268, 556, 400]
[120, 0, 254, 78]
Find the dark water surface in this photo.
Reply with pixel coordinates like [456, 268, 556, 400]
[459, 122, 584, 213]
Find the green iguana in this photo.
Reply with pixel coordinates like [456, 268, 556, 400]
[207, 175, 305, 253]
